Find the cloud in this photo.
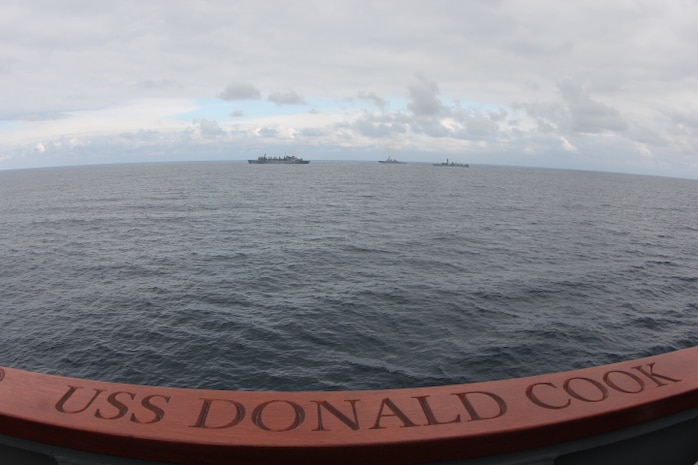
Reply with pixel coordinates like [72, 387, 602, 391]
[353, 112, 409, 138]
[560, 136, 578, 152]
[257, 126, 279, 138]
[119, 130, 161, 142]
[136, 79, 176, 90]
[448, 107, 505, 141]
[218, 83, 262, 101]
[268, 90, 306, 105]
[407, 74, 445, 117]
[1, 2, 698, 178]
[661, 107, 698, 154]
[193, 118, 226, 138]
[358, 91, 388, 109]
[515, 81, 629, 138]
[301, 127, 330, 137]
[0, 111, 69, 122]
[557, 80, 628, 134]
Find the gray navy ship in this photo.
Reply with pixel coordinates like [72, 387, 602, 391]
[378, 156, 406, 164]
[433, 158, 468, 167]
[248, 154, 309, 164]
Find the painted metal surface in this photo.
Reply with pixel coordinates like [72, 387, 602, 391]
[0, 347, 697, 464]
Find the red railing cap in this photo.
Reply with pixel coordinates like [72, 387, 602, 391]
[1, 347, 697, 464]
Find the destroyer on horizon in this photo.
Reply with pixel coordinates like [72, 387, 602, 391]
[248, 155, 309, 164]
[433, 158, 468, 167]
[378, 156, 406, 164]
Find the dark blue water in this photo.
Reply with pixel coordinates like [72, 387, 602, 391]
[1, 161, 696, 392]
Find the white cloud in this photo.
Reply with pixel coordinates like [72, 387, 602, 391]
[193, 118, 226, 139]
[353, 112, 409, 138]
[268, 91, 306, 106]
[218, 83, 262, 101]
[0, 99, 197, 147]
[136, 79, 177, 90]
[256, 126, 280, 138]
[357, 92, 388, 109]
[407, 74, 445, 117]
[557, 80, 628, 134]
[0, 1, 697, 178]
[560, 136, 578, 152]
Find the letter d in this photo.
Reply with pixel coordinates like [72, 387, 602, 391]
[190, 398, 246, 429]
[453, 391, 507, 421]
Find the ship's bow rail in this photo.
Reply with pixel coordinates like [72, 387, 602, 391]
[1, 347, 697, 464]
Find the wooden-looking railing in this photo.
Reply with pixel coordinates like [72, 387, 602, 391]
[1, 347, 697, 464]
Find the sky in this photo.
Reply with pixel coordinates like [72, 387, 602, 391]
[1, 1, 698, 178]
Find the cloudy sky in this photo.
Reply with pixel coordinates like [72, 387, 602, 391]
[1, 1, 697, 178]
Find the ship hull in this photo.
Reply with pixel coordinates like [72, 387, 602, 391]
[248, 160, 310, 164]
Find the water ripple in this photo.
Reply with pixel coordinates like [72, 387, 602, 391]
[0, 162, 696, 391]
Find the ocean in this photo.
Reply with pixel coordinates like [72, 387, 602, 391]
[1, 161, 696, 393]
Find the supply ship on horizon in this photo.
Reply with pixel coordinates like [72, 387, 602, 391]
[248, 154, 309, 164]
